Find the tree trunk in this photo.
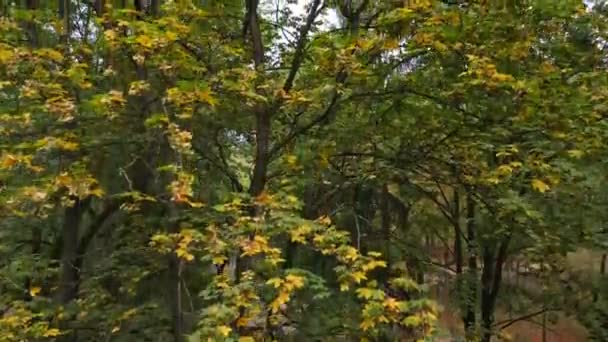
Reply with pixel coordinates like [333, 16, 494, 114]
[94, 0, 105, 15]
[168, 252, 183, 342]
[249, 110, 270, 198]
[57, 198, 89, 304]
[453, 189, 463, 275]
[380, 184, 391, 284]
[464, 191, 477, 339]
[480, 236, 511, 342]
[150, 0, 160, 15]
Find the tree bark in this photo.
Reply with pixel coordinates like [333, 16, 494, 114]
[480, 235, 511, 342]
[453, 189, 463, 275]
[57, 198, 86, 305]
[168, 247, 184, 342]
[464, 191, 477, 339]
[245, 0, 264, 67]
[150, 0, 160, 15]
[380, 184, 391, 284]
[93, 0, 105, 16]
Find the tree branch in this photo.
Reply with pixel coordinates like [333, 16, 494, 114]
[269, 89, 341, 159]
[77, 199, 121, 257]
[494, 308, 557, 330]
[193, 144, 244, 192]
[283, 0, 323, 93]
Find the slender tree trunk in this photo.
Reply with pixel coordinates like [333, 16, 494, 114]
[542, 310, 547, 342]
[464, 191, 477, 339]
[57, 198, 89, 304]
[249, 111, 270, 198]
[94, 0, 105, 15]
[453, 189, 463, 274]
[168, 249, 184, 342]
[150, 0, 160, 15]
[380, 184, 391, 284]
[480, 236, 511, 342]
[480, 245, 495, 342]
[452, 189, 469, 334]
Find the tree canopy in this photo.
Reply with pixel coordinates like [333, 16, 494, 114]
[1, 1, 608, 341]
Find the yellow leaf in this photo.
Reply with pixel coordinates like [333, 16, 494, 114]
[29, 286, 41, 297]
[567, 149, 584, 159]
[362, 260, 387, 272]
[342, 246, 359, 262]
[43, 328, 61, 337]
[136, 35, 154, 49]
[111, 326, 120, 334]
[212, 255, 227, 265]
[496, 164, 513, 176]
[237, 317, 251, 327]
[352, 271, 367, 283]
[402, 315, 422, 327]
[285, 274, 305, 289]
[433, 41, 448, 53]
[254, 235, 268, 245]
[360, 319, 375, 331]
[356, 287, 375, 300]
[217, 325, 231, 337]
[286, 154, 297, 167]
[286, 195, 299, 204]
[531, 179, 550, 193]
[266, 277, 283, 288]
[270, 291, 290, 313]
[291, 224, 311, 244]
[383, 297, 400, 311]
[104, 29, 117, 41]
[0, 153, 18, 169]
[382, 39, 400, 50]
[239, 337, 255, 342]
[90, 188, 105, 198]
[38, 48, 64, 63]
[0, 48, 15, 63]
[197, 89, 217, 106]
[316, 215, 331, 226]
[485, 176, 500, 185]
[255, 192, 273, 205]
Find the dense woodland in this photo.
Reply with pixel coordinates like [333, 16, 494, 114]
[1, 0, 608, 341]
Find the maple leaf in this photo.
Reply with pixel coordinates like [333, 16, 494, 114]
[531, 179, 550, 193]
[217, 325, 231, 337]
[266, 277, 283, 288]
[0, 153, 18, 168]
[43, 328, 61, 337]
[383, 297, 400, 311]
[285, 274, 305, 289]
[29, 286, 41, 297]
[352, 271, 367, 283]
[136, 35, 154, 49]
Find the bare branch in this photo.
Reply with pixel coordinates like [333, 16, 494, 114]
[193, 144, 244, 192]
[283, 0, 323, 93]
[269, 89, 341, 159]
[494, 308, 557, 330]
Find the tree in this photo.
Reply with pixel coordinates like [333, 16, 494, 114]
[1, 1, 607, 341]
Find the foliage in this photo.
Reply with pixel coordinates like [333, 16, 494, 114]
[0, 1, 607, 341]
